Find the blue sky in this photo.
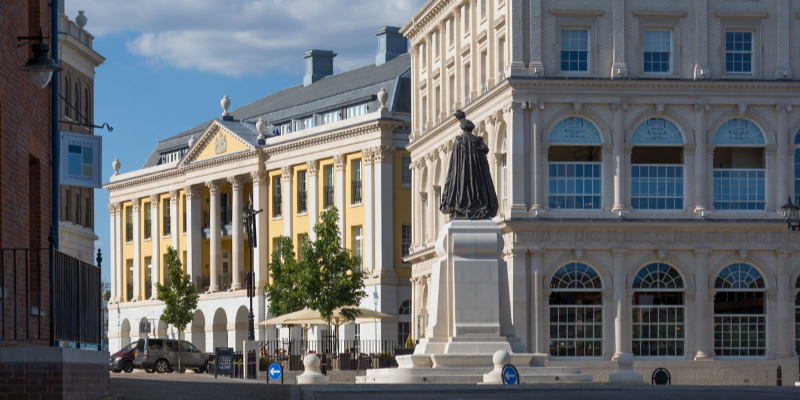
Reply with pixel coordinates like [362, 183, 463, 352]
[63, 0, 425, 283]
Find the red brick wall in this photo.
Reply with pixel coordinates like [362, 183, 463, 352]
[1, 0, 54, 346]
[0, 360, 110, 400]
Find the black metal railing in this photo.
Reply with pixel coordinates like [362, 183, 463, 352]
[254, 339, 402, 372]
[298, 190, 308, 214]
[324, 185, 334, 208]
[196, 275, 210, 293]
[1, 232, 102, 347]
[352, 180, 362, 204]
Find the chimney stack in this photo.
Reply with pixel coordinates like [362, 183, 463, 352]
[375, 27, 406, 66]
[303, 50, 336, 87]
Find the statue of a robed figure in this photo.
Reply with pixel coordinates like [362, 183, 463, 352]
[439, 110, 499, 220]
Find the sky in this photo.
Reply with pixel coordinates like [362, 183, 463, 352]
[62, 0, 427, 283]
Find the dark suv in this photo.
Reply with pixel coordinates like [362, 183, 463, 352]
[133, 338, 209, 373]
[110, 342, 141, 373]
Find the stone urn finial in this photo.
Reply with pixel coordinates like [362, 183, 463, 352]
[256, 116, 266, 141]
[76, 11, 87, 29]
[221, 95, 230, 116]
[112, 158, 120, 176]
[188, 134, 195, 148]
[377, 87, 388, 110]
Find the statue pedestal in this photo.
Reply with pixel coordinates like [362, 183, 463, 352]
[359, 220, 591, 384]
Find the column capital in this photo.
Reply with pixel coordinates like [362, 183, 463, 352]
[205, 180, 223, 194]
[372, 145, 395, 163]
[361, 148, 375, 165]
[281, 165, 294, 182]
[777, 103, 792, 113]
[108, 203, 116, 215]
[131, 198, 141, 212]
[250, 170, 268, 185]
[333, 154, 347, 171]
[306, 160, 320, 176]
[611, 102, 628, 112]
[502, 247, 527, 258]
[149, 194, 159, 207]
[227, 175, 244, 190]
[694, 102, 711, 112]
[184, 185, 201, 200]
[169, 189, 179, 204]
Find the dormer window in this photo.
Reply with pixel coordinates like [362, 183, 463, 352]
[159, 148, 188, 165]
[323, 110, 341, 125]
[346, 103, 369, 119]
[278, 123, 291, 136]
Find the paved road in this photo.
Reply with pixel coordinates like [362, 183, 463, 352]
[109, 372, 292, 400]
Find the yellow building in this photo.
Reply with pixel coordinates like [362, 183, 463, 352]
[105, 27, 413, 353]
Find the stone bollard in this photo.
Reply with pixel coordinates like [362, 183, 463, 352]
[296, 354, 330, 385]
[608, 353, 644, 384]
[482, 350, 511, 385]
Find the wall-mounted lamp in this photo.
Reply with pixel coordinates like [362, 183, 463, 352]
[17, 28, 62, 89]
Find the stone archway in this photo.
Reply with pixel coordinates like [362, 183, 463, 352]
[120, 319, 131, 348]
[234, 306, 249, 352]
[212, 308, 228, 351]
[190, 310, 206, 352]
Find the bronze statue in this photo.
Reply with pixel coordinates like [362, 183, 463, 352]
[439, 110, 499, 220]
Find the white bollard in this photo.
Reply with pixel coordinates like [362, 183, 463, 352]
[296, 354, 330, 384]
[482, 350, 511, 385]
[608, 353, 644, 384]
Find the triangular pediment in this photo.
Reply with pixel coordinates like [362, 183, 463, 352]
[178, 121, 253, 167]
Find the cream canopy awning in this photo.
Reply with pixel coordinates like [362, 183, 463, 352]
[257, 307, 391, 327]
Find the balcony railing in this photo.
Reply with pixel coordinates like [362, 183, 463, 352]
[252, 339, 404, 372]
[324, 185, 334, 208]
[352, 180, 362, 204]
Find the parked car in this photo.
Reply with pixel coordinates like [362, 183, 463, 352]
[133, 338, 209, 373]
[109, 342, 141, 373]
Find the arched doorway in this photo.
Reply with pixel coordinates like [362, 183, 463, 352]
[212, 308, 229, 351]
[120, 319, 131, 349]
[234, 306, 249, 351]
[548, 262, 604, 357]
[190, 310, 206, 352]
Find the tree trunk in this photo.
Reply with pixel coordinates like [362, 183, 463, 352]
[178, 328, 183, 373]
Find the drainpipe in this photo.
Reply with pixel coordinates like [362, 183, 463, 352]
[51, 0, 60, 249]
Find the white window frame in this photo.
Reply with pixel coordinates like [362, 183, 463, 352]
[717, 13, 765, 80]
[633, 11, 684, 79]
[401, 156, 412, 187]
[552, 9, 601, 78]
[353, 225, 363, 272]
[642, 30, 673, 75]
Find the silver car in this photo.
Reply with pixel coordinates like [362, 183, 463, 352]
[133, 338, 209, 373]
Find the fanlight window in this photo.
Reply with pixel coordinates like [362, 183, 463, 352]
[631, 118, 683, 145]
[714, 263, 765, 289]
[399, 300, 411, 315]
[712, 119, 764, 145]
[549, 117, 602, 144]
[550, 262, 602, 289]
[632, 263, 684, 289]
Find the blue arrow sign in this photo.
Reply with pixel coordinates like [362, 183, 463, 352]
[268, 362, 282, 381]
[502, 364, 518, 385]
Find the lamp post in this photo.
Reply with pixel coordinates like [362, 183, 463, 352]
[243, 194, 262, 341]
[780, 196, 800, 231]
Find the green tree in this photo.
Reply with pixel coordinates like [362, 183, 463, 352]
[156, 247, 199, 373]
[265, 236, 307, 320]
[303, 207, 366, 326]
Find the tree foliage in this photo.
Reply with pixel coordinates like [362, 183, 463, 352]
[156, 247, 199, 372]
[265, 236, 307, 318]
[302, 207, 366, 323]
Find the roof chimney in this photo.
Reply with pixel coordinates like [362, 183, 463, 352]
[375, 27, 406, 66]
[303, 50, 336, 87]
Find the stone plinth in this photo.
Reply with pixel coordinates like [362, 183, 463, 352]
[297, 354, 330, 384]
[607, 353, 644, 384]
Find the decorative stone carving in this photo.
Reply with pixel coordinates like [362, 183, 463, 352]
[362, 148, 375, 164]
[205, 180, 222, 195]
[333, 154, 346, 171]
[656, 103, 665, 115]
[377, 87, 389, 110]
[306, 160, 319, 176]
[215, 132, 227, 155]
[149, 194, 159, 208]
[112, 158, 121, 176]
[250, 170, 267, 185]
[131, 198, 140, 212]
[188, 135, 196, 148]
[108, 203, 115, 215]
[184, 185, 201, 200]
[227, 176, 243, 190]
[656, 248, 666, 262]
[573, 102, 583, 115]
[738, 103, 748, 116]
[373, 145, 395, 163]
[281, 165, 294, 181]
[574, 248, 584, 262]
[221, 94, 231, 116]
[169, 189, 179, 204]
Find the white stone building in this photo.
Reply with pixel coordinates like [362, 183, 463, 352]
[403, 0, 800, 384]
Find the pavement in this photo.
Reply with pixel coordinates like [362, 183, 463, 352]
[109, 372, 800, 400]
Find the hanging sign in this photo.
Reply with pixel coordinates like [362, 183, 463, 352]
[60, 131, 102, 188]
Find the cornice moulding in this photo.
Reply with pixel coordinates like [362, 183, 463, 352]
[715, 11, 768, 20]
[550, 9, 604, 17]
[632, 10, 687, 18]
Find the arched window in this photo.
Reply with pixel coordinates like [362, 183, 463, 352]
[713, 263, 766, 356]
[74, 82, 80, 123]
[548, 262, 603, 357]
[399, 300, 411, 315]
[420, 167, 428, 243]
[631, 118, 685, 210]
[712, 119, 765, 210]
[548, 117, 602, 210]
[84, 88, 90, 124]
[631, 263, 685, 357]
[500, 132, 507, 211]
[398, 299, 411, 343]
[64, 77, 70, 119]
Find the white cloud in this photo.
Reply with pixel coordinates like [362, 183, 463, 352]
[65, 0, 425, 77]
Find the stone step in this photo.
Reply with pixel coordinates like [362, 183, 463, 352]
[359, 366, 591, 385]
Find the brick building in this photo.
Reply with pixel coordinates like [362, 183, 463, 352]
[0, 1, 108, 398]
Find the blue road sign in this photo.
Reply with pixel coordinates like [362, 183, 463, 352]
[268, 362, 282, 381]
[502, 364, 518, 385]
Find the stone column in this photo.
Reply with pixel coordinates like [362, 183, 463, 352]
[693, 0, 709, 80]
[777, 105, 790, 205]
[612, 103, 626, 213]
[529, 250, 545, 356]
[776, 250, 793, 358]
[506, 102, 527, 217]
[612, 249, 627, 359]
[108, 204, 117, 302]
[334, 155, 346, 240]
[775, 0, 792, 79]
[505, 248, 528, 349]
[425, 153, 436, 243]
[694, 249, 713, 360]
[453, 6, 462, 110]
[509, 0, 525, 75]
[282, 166, 294, 240]
[528, 0, 543, 74]
[610, 0, 627, 78]
[185, 185, 202, 288]
[362, 149, 375, 273]
[170, 190, 179, 251]
[694, 104, 709, 212]
[411, 277, 419, 340]
[206, 180, 222, 293]
[149, 194, 159, 299]
[530, 103, 544, 210]
[411, 160, 420, 248]
[132, 198, 141, 301]
[114, 204, 122, 301]
[766, 144, 778, 212]
[250, 171, 268, 287]
[229, 176, 243, 290]
[374, 146, 395, 274]
[306, 161, 319, 241]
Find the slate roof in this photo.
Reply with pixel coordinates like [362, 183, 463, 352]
[141, 54, 411, 169]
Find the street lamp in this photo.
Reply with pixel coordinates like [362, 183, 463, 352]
[780, 196, 800, 231]
[17, 27, 62, 88]
[243, 194, 262, 342]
